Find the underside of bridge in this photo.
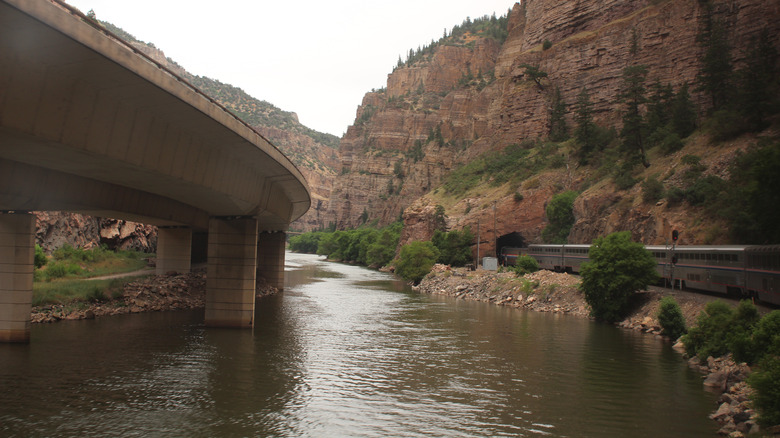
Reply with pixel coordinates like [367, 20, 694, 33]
[0, 0, 310, 342]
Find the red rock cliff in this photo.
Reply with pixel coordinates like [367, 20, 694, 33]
[321, 0, 780, 254]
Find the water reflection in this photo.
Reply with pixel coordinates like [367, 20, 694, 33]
[0, 253, 718, 437]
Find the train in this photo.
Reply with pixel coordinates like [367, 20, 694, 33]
[499, 244, 780, 306]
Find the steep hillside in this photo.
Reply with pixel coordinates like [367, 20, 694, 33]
[323, 0, 780, 255]
[116, 32, 339, 232]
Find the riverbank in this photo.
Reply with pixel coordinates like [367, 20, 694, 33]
[414, 264, 769, 437]
[30, 268, 279, 323]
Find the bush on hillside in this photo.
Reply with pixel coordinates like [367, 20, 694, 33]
[542, 191, 578, 244]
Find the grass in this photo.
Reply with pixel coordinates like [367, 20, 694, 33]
[39, 244, 151, 282]
[32, 276, 145, 307]
[33, 245, 153, 307]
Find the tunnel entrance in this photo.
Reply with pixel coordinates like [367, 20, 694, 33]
[496, 232, 525, 254]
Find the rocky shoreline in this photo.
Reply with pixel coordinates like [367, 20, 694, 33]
[414, 264, 772, 437]
[31, 268, 279, 324]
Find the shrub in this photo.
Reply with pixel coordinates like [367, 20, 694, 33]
[682, 300, 735, 359]
[394, 241, 440, 284]
[748, 355, 780, 427]
[508, 255, 540, 276]
[641, 176, 665, 203]
[432, 227, 474, 267]
[685, 175, 727, 206]
[542, 39, 552, 50]
[44, 262, 68, 281]
[542, 191, 578, 243]
[86, 286, 108, 303]
[34, 244, 47, 269]
[751, 311, 780, 359]
[706, 109, 747, 142]
[657, 296, 687, 340]
[580, 232, 659, 323]
[728, 299, 760, 363]
[665, 186, 686, 206]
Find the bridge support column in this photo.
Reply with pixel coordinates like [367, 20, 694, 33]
[257, 231, 286, 292]
[0, 212, 34, 343]
[205, 217, 257, 328]
[156, 227, 192, 275]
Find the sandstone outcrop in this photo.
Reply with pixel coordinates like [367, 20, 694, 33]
[35, 211, 156, 253]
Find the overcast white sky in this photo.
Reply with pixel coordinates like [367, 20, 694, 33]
[64, 0, 515, 137]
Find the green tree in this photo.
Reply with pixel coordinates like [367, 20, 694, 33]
[696, 15, 734, 112]
[432, 227, 474, 267]
[618, 65, 650, 167]
[34, 244, 47, 269]
[520, 64, 547, 90]
[670, 83, 697, 139]
[657, 296, 687, 340]
[433, 205, 447, 232]
[580, 232, 659, 323]
[737, 29, 779, 131]
[727, 141, 780, 243]
[682, 300, 737, 359]
[366, 223, 402, 268]
[394, 241, 440, 284]
[542, 191, 578, 244]
[645, 81, 674, 135]
[748, 355, 780, 427]
[574, 87, 598, 164]
[288, 231, 324, 253]
[549, 86, 569, 142]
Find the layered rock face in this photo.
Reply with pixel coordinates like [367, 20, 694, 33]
[35, 212, 156, 253]
[324, 0, 780, 253]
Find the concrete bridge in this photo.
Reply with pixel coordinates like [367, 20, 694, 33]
[0, 0, 311, 342]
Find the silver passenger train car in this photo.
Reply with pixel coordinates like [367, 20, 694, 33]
[502, 244, 780, 306]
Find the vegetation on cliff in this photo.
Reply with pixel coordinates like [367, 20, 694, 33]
[396, 12, 510, 69]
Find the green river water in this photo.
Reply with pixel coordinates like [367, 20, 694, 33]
[0, 252, 718, 437]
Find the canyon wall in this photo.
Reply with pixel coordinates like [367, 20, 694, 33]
[321, 0, 780, 255]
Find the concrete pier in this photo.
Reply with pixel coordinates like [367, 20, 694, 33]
[0, 212, 34, 343]
[156, 227, 192, 275]
[257, 231, 286, 292]
[205, 217, 258, 328]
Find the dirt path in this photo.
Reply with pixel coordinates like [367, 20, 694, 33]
[84, 267, 155, 280]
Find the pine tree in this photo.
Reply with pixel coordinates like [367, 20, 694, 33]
[520, 64, 547, 90]
[549, 86, 569, 142]
[670, 83, 697, 139]
[696, 14, 734, 112]
[738, 29, 779, 131]
[574, 87, 597, 164]
[646, 81, 674, 134]
[618, 65, 650, 167]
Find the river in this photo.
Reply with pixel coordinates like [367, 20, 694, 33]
[0, 252, 718, 437]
